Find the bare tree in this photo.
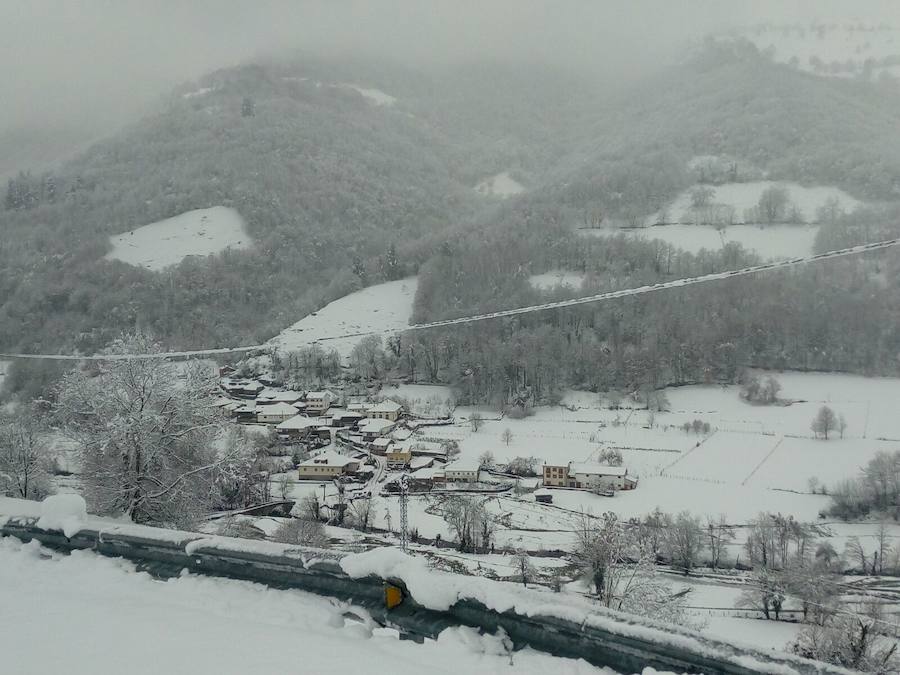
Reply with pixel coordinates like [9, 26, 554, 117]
[501, 427, 513, 446]
[513, 549, 535, 587]
[300, 494, 321, 521]
[875, 521, 891, 576]
[349, 335, 386, 381]
[470, 412, 484, 432]
[349, 496, 376, 533]
[0, 410, 54, 500]
[838, 414, 848, 440]
[276, 473, 292, 500]
[665, 511, 705, 575]
[505, 456, 539, 477]
[443, 496, 493, 553]
[690, 186, 715, 209]
[758, 184, 790, 224]
[811, 405, 838, 440]
[54, 333, 227, 526]
[736, 567, 785, 620]
[845, 536, 868, 574]
[597, 447, 624, 467]
[272, 516, 330, 548]
[791, 607, 899, 673]
[477, 450, 495, 470]
[705, 514, 735, 569]
[574, 511, 695, 626]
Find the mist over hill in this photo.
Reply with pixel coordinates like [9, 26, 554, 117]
[2, 36, 900, 398]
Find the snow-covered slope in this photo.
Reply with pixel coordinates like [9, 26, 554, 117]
[607, 223, 820, 260]
[726, 23, 900, 80]
[105, 206, 252, 271]
[529, 271, 586, 290]
[269, 278, 418, 360]
[475, 171, 525, 197]
[340, 83, 397, 106]
[0, 537, 613, 675]
[584, 181, 861, 260]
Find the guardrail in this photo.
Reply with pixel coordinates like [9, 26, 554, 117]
[0, 502, 850, 675]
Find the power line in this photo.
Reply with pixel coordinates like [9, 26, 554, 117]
[2, 237, 898, 362]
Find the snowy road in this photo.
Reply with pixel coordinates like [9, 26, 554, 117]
[0, 537, 613, 675]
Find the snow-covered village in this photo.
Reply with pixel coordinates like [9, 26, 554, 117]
[4, 3, 900, 674]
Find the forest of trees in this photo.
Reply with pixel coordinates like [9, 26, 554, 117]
[393, 212, 900, 405]
[2, 44, 900, 405]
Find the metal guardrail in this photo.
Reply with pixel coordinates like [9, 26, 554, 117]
[0, 513, 852, 675]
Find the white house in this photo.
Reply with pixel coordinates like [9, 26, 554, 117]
[256, 402, 303, 425]
[442, 459, 480, 483]
[371, 437, 394, 455]
[543, 462, 636, 491]
[358, 417, 395, 441]
[305, 390, 337, 415]
[256, 389, 303, 406]
[297, 450, 360, 480]
[367, 399, 403, 421]
[276, 415, 324, 440]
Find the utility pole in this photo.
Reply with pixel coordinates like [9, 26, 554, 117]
[399, 473, 410, 553]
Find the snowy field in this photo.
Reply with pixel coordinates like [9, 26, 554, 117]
[105, 206, 252, 271]
[0, 537, 612, 675]
[729, 23, 900, 79]
[379, 383, 456, 417]
[412, 370, 900, 529]
[653, 182, 860, 226]
[340, 83, 397, 106]
[475, 171, 525, 197]
[182, 86, 215, 99]
[269, 278, 418, 361]
[581, 180, 861, 260]
[529, 271, 587, 290]
[605, 223, 820, 260]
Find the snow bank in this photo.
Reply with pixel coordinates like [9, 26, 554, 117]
[35, 494, 87, 538]
[0, 538, 617, 675]
[105, 206, 252, 271]
[338, 547, 834, 674]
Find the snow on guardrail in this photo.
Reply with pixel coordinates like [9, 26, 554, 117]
[0, 496, 852, 675]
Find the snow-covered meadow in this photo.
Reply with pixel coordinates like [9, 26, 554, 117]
[379, 383, 456, 417]
[610, 223, 821, 260]
[729, 23, 900, 80]
[105, 206, 252, 271]
[340, 83, 397, 106]
[411, 370, 900, 531]
[529, 271, 587, 291]
[582, 182, 861, 260]
[653, 181, 860, 226]
[475, 171, 525, 197]
[269, 277, 418, 361]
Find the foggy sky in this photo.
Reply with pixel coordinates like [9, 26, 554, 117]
[0, 0, 896, 133]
